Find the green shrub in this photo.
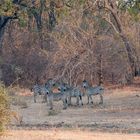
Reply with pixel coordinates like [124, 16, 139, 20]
[0, 83, 10, 132]
[48, 110, 61, 116]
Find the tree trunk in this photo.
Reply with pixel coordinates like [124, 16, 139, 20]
[120, 33, 139, 77]
[98, 54, 104, 86]
[0, 16, 10, 54]
[0, 27, 5, 54]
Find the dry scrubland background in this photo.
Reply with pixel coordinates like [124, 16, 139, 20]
[0, 0, 140, 140]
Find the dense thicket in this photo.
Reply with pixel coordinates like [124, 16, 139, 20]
[0, 0, 140, 86]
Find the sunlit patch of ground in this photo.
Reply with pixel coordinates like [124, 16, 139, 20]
[1, 130, 140, 140]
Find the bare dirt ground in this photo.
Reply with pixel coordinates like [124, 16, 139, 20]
[9, 86, 140, 133]
[1, 130, 140, 140]
[2, 80, 140, 140]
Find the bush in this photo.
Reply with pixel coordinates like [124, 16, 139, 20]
[0, 83, 10, 132]
[48, 110, 61, 116]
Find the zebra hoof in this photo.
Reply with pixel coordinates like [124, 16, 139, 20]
[49, 107, 53, 110]
[91, 101, 93, 104]
[42, 101, 45, 103]
[81, 103, 83, 106]
[63, 107, 67, 110]
[99, 102, 103, 105]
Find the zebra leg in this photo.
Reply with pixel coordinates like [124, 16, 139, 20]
[48, 99, 53, 110]
[68, 96, 72, 106]
[79, 95, 83, 106]
[87, 95, 90, 104]
[41, 94, 45, 103]
[99, 94, 103, 104]
[34, 94, 37, 103]
[42, 94, 47, 103]
[76, 96, 79, 106]
[89, 96, 93, 104]
[62, 98, 67, 110]
[65, 98, 68, 105]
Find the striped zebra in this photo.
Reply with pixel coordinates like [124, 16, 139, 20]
[31, 84, 46, 103]
[59, 83, 83, 106]
[45, 79, 55, 90]
[45, 86, 68, 110]
[82, 80, 104, 105]
[31, 79, 56, 103]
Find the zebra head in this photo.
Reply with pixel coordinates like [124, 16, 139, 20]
[46, 89, 50, 95]
[43, 87, 50, 95]
[45, 79, 55, 89]
[82, 80, 89, 89]
[32, 84, 40, 92]
[39, 86, 48, 95]
[58, 82, 69, 92]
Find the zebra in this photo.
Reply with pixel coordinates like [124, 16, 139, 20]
[82, 80, 104, 105]
[58, 83, 83, 106]
[45, 79, 55, 90]
[40, 86, 49, 103]
[45, 86, 68, 110]
[31, 79, 56, 103]
[31, 84, 46, 103]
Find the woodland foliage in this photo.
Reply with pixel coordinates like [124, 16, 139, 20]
[0, 0, 140, 86]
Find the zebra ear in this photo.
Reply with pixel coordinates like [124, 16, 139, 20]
[45, 82, 47, 86]
[83, 80, 86, 83]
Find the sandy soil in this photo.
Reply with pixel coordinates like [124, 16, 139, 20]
[1, 130, 140, 140]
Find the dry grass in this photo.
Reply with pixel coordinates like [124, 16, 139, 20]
[7, 85, 140, 134]
[1, 130, 140, 140]
[11, 96, 28, 109]
[8, 86, 32, 97]
[10, 111, 23, 125]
